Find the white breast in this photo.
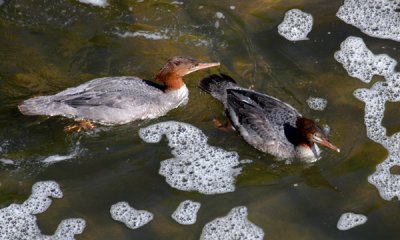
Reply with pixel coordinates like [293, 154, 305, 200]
[295, 144, 321, 163]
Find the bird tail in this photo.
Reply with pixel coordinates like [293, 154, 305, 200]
[199, 74, 238, 103]
[18, 96, 55, 116]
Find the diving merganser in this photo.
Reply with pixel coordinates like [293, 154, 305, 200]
[199, 74, 340, 162]
[18, 56, 220, 125]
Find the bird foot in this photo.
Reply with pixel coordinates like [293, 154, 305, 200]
[64, 120, 96, 133]
[213, 118, 232, 131]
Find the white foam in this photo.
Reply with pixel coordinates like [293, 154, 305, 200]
[200, 206, 264, 240]
[0, 181, 86, 239]
[0, 158, 14, 165]
[43, 154, 74, 163]
[337, 0, 400, 42]
[334, 36, 397, 83]
[116, 31, 170, 40]
[110, 202, 153, 230]
[215, 12, 225, 19]
[306, 97, 327, 111]
[336, 37, 400, 201]
[139, 121, 244, 195]
[171, 200, 201, 225]
[337, 212, 367, 230]
[77, 0, 108, 7]
[278, 9, 313, 41]
[230, 6, 236, 10]
[171, 1, 183, 5]
[43, 144, 82, 164]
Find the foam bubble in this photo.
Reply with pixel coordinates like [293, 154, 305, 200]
[200, 206, 264, 240]
[306, 97, 327, 111]
[0, 181, 86, 239]
[337, 212, 367, 231]
[278, 9, 313, 41]
[334, 36, 397, 83]
[139, 121, 244, 195]
[77, 0, 108, 7]
[110, 202, 153, 230]
[171, 200, 201, 225]
[336, 37, 400, 201]
[337, 0, 400, 42]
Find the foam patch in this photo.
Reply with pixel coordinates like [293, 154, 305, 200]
[354, 73, 400, 200]
[200, 206, 264, 240]
[337, 212, 367, 230]
[139, 121, 244, 195]
[278, 9, 313, 41]
[171, 200, 201, 225]
[337, 0, 400, 42]
[0, 181, 86, 239]
[334, 36, 397, 83]
[306, 97, 327, 111]
[336, 37, 400, 201]
[110, 202, 153, 230]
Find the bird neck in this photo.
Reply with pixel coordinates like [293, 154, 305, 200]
[295, 142, 320, 161]
[156, 71, 185, 92]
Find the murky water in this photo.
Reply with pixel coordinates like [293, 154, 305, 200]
[0, 0, 399, 239]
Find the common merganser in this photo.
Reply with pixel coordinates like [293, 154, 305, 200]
[199, 74, 340, 162]
[18, 56, 220, 126]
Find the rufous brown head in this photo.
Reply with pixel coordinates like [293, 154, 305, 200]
[155, 56, 220, 91]
[296, 117, 340, 152]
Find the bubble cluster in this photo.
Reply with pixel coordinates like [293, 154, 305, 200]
[306, 97, 328, 111]
[0, 181, 86, 240]
[336, 37, 400, 201]
[200, 206, 264, 240]
[171, 200, 201, 225]
[337, 212, 367, 231]
[110, 202, 153, 230]
[139, 121, 244, 195]
[278, 9, 313, 41]
[334, 36, 397, 83]
[337, 0, 400, 42]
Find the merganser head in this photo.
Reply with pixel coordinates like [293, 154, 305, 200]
[296, 117, 340, 153]
[156, 56, 220, 91]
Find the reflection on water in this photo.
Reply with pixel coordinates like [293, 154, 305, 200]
[0, 0, 400, 239]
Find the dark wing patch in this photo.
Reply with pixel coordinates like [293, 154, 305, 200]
[226, 89, 296, 157]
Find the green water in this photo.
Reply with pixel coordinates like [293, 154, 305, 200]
[0, 0, 399, 239]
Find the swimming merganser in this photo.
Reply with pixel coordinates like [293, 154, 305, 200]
[18, 56, 220, 126]
[199, 74, 340, 162]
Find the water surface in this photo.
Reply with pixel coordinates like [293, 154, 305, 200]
[0, 0, 399, 239]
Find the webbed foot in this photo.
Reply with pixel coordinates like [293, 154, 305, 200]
[213, 118, 233, 131]
[64, 120, 95, 133]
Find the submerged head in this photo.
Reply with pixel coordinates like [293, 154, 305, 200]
[156, 56, 220, 90]
[296, 117, 340, 153]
